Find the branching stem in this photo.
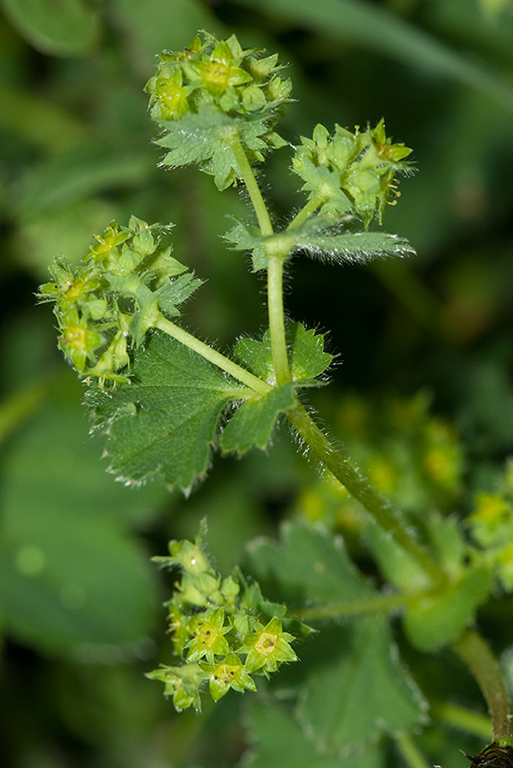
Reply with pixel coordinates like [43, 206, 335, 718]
[230, 132, 291, 384]
[155, 316, 271, 396]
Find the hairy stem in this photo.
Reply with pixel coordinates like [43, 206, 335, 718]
[155, 316, 271, 396]
[286, 402, 446, 586]
[229, 132, 291, 384]
[229, 133, 274, 238]
[287, 191, 324, 231]
[266, 248, 291, 385]
[452, 629, 512, 740]
[292, 590, 414, 622]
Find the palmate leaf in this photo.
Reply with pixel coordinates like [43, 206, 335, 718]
[247, 698, 383, 768]
[244, 523, 427, 749]
[225, 216, 415, 270]
[220, 383, 298, 454]
[156, 108, 281, 190]
[86, 331, 245, 491]
[234, 323, 332, 384]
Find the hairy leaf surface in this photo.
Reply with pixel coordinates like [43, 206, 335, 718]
[87, 331, 244, 490]
[225, 216, 414, 270]
[157, 108, 276, 190]
[220, 383, 297, 454]
[234, 323, 332, 385]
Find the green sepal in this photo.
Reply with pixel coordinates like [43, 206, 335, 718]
[220, 383, 297, 454]
[234, 322, 332, 385]
[86, 331, 244, 491]
[207, 653, 257, 701]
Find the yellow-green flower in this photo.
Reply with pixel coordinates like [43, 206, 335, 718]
[240, 617, 297, 674]
[186, 608, 231, 664]
[58, 309, 102, 372]
[207, 653, 256, 701]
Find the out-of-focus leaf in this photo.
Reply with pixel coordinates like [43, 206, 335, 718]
[0, 384, 167, 653]
[15, 144, 154, 219]
[246, 698, 383, 768]
[234, 0, 513, 113]
[1, 0, 100, 56]
[299, 618, 427, 750]
[0, 84, 89, 151]
[16, 198, 120, 276]
[403, 564, 493, 651]
[244, 522, 375, 608]
[111, 0, 222, 71]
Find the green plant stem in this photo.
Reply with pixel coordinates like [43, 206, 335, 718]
[286, 401, 446, 586]
[292, 590, 414, 622]
[431, 701, 492, 740]
[394, 732, 432, 768]
[229, 132, 291, 384]
[452, 629, 512, 741]
[229, 133, 273, 237]
[287, 191, 324, 231]
[266, 248, 291, 385]
[155, 316, 271, 395]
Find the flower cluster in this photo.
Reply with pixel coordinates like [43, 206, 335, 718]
[144, 33, 292, 189]
[147, 525, 301, 711]
[145, 32, 292, 125]
[292, 119, 413, 226]
[468, 461, 513, 591]
[38, 217, 200, 385]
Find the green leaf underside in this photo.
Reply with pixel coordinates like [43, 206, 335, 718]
[0, 390, 161, 652]
[226, 217, 414, 270]
[244, 522, 375, 607]
[403, 564, 493, 651]
[300, 618, 427, 751]
[156, 108, 275, 190]
[86, 331, 244, 490]
[234, 323, 332, 384]
[221, 383, 297, 453]
[247, 698, 383, 768]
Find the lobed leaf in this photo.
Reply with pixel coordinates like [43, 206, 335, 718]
[244, 524, 427, 750]
[225, 216, 415, 270]
[247, 698, 384, 768]
[157, 108, 278, 190]
[299, 617, 428, 750]
[234, 323, 332, 385]
[243, 521, 376, 607]
[402, 563, 493, 651]
[220, 383, 298, 454]
[86, 331, 244, 490]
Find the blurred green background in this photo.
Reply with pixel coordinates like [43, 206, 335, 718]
[1, 1, 513, 766]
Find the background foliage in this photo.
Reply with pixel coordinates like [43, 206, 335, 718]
[1, 0, 513, 766]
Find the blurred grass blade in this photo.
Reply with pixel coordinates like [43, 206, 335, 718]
[235, 0, 513, 113]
